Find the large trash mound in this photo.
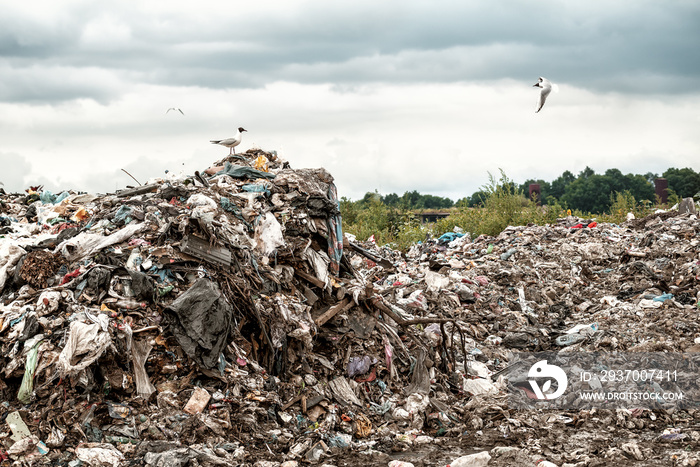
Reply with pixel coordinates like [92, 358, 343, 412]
[1, 151, 699, 466]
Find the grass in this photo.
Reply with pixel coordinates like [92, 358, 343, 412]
[341, 171, 668, 251]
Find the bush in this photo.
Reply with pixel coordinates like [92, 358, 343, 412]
[597, 190, 656, 224]
[432, 170, 564, 238]
[340, 170, 667, 252]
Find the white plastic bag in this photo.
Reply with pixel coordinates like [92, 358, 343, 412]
[255, 212, 286, 256]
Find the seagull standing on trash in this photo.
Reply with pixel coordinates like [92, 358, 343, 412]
[533, 77, 557, 113]
[210, 127, 247, 155]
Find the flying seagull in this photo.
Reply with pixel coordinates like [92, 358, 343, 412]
[166, 108, 184, 115]
[533, 77, 557, 113]
[210, 127, 247, 155]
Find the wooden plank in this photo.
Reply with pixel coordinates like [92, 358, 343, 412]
[349, 241, 394, 270]
[294, 268, 326, 288]
[116, 184, 159, 198]
[282, 394, 302, 411]
[314, 297, 353, 327]
[281, 392, 326, 411]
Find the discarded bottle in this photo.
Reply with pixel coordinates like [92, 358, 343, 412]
[107, 402, 131, 419]
[555, 333, 587, 347]
[113, 299, 147, 310]
[565, 323, 598, 335]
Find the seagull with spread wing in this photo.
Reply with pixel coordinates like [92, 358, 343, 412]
[533, 77, 558, 113]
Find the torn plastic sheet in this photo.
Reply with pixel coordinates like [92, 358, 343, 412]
[328, 376, 363, 407]
[7, 411, 32, 443]
[383, 335, 399, 380]
[348, 355, 377, 378]
[303, 245, 331, 289]
[36, 291, 62, 315]
[326, 181, 343, 275]
[462, 377, 498, 396]
[75, 443, 125, 467]
[404, 392, 431, 415]
[143, 446, 231, 466]
[45, 426, 65, 448]
[254, 212, 286, 257]
[186, 193, 218, 209]
[425, 270, 451, 293]
[127, 269, 155, 300]
[58, 222, 147, 262]
[7, 435, 49, 461]
[131, 338, 156, 398]
[405, 348, 430, 395]
[39, 190, 70, 205]
[165, 278, 232, 369]
[242, 183, 271, 196]
[220, 197, 253, 231]
[84, 267, 111, 296]
[214, 161, 276, 180]
[277, 295, 315, 350]
[19, 312, 40, 343]
[113, 205, 133, 224]
[17, 337, 43, 404]
[0, 241, 26, 292]
[57, 320, 112, 378]
[396, 290, 428, 312]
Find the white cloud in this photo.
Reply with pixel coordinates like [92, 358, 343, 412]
[80, 14, 132, 49]
[0, 152, 32, 192]
[0, 1, 699, 200]
[4, 79, 697, 201]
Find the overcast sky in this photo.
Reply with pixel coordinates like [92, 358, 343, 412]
[1, 0, 699, 201]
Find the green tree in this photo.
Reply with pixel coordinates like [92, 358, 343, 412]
[519, 179, 552, 203]
[561, 173, 611, 213]
[550, 170, 576, 199]
[663, 167, 700, 198]
[644, 172, 658, 185]
[604, 168, 625, 193]
[466, 189, 489, 207]
[580, 166, 595, 179]
[401, 190, 423, 209]
[560, 168, 655, 213]
[339, 197, 359, 225]
[359, 191, 381, 207]
[421, 194, 454, 209]
[624, 173, 655, 204]
[382, 193, 401, 207]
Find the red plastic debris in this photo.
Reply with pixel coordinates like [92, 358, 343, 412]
[60, 268, 81, 285]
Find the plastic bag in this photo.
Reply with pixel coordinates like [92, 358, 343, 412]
[57, 321, 112, 377]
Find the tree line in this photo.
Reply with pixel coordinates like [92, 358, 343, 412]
[350, 167, 700, 214]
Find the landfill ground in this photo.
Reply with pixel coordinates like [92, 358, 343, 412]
[1, 149, 699, 466]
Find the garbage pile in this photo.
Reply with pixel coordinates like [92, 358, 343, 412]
[1, 150, 699, 466]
